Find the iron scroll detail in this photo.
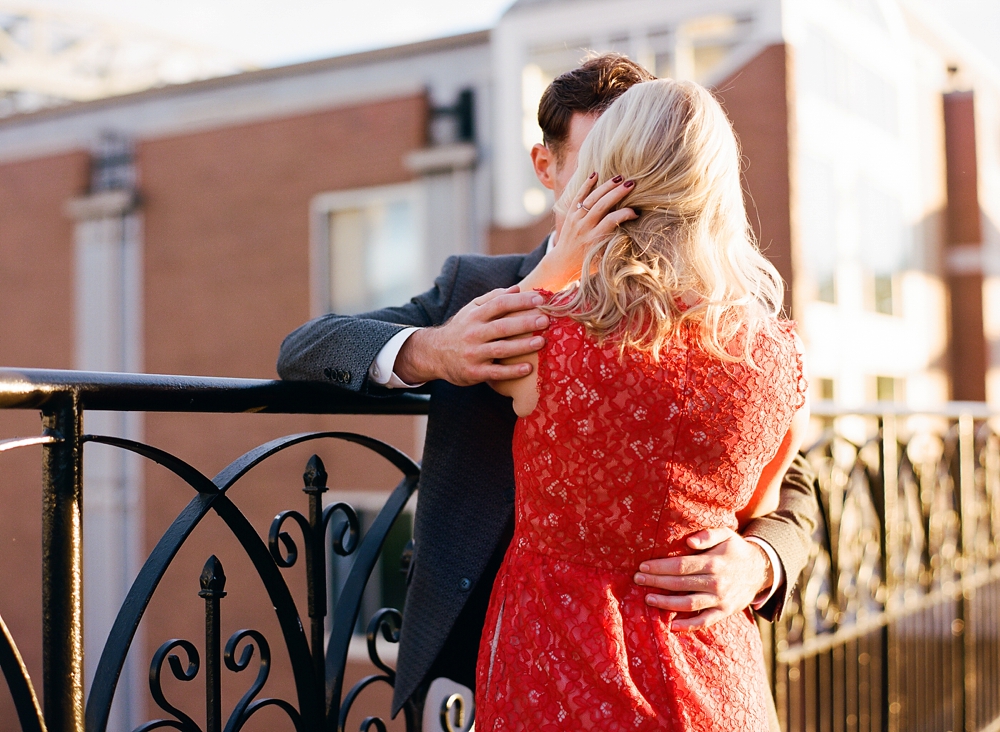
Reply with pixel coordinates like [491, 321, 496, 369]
[137, 639, 201, 732]
[0, 371, 439, 732]
[134, 557, 306, 732]
[74, 431, 420, 732]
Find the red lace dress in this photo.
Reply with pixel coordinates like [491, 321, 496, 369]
[474, 304, 806, 731]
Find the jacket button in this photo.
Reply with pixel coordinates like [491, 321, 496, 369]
[459, 577, 472, 591]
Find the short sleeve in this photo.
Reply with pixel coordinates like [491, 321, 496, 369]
[780, 321, 809, 409]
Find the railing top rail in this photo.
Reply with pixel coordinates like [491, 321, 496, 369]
[811, 399, 997, 420]
[0, 368, 429, 415]
[2, 369, 995, 420]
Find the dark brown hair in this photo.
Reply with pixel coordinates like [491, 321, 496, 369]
[538, 53, 656, 158]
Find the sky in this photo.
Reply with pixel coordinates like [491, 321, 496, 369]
[18, 0, 518, 67]
[11, 0, 1000, 71]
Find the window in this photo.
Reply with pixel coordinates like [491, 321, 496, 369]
[857, 178, 907, 316]
[648, 27, 674, 78]
[869, 274, 895, 315]
[325, 491, 415, 655]
[872, 375, 905, 403]
[799, 28, 899, 134]
[311, 183, 425, 316]
[91, 132, 136, 192]
[798, 156, 838, 303]
[511, 14, 754, 218]
[522, 40, 590, 155]
[678, 14, 750, 82]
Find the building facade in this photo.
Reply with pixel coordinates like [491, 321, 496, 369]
[0, 0, 997, 729]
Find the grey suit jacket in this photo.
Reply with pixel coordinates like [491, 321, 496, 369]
[276, 242, 819, 716]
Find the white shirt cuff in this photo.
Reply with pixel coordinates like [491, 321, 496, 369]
[369, 327, 425, 388]
[745, 537, 783, 610]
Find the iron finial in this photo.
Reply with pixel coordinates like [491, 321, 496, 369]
[303, 455, 328, 493]
[198, 555, 227, 598]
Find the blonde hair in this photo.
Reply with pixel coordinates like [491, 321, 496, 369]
[548, 78, 783, 363]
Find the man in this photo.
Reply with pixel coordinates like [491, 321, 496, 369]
[278, 54, 817, 722]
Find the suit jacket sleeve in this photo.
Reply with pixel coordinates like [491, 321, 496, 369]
[743, 452, 819, 622]
[276, 255, 463, 392]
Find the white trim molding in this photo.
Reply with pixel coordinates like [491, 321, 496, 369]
[72, 195, 145, 731]
[404, 142, 477, 174]
[65, 189, 139, 220]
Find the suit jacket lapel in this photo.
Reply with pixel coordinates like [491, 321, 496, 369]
[518, 238, 549, 279]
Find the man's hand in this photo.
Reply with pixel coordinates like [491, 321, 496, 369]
[633, 528, 773, 631]
[394, 286, 550, 386]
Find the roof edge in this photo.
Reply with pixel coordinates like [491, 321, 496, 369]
[0, 29, 491, 129]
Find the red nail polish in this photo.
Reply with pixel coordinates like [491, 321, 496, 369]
[589, 171, 597, 179]
[612, 175, 623, 184]
[624, 180, 635, 188]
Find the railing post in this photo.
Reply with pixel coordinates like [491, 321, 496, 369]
[303, 455, 329, 687]
[881, 414, 899, 732]
[41, 396, 84, 732]
[958, 412, 976, 731]
[200, 556, 226, 732]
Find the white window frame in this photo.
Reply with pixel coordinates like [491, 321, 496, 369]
[310, 182, 426, 318]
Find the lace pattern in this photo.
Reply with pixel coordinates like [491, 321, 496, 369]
[475, 297, 806, 731]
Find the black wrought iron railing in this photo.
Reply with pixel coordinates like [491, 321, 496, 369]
[0, 367, 439, 732]
[764, 402, 1000, 732]
[2, 368, 1000, 732]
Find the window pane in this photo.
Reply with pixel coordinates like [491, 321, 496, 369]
[367, 199, 421, 310]
[799, 156, 837, 301]
[330, 208, 367, 313]
[328, 506, 415, 638]
[873, 274, 894, 315]
[655, 51, 674, 78]
[380, 512, 413, 614]
[799, 27, 898, 135]
[326, 192, 423, 315]
[858, 179, 906, 274]
[817, 277, 837, 304]
[875, 375, 904, 402]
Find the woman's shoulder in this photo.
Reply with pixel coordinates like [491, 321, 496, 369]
[751, 316, 801, 348]
[754, 317, 808, 402]
[536, 288, 591, 337]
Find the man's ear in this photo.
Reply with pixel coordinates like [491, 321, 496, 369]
[530, 143, 557, 191]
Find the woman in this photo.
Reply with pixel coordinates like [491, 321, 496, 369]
[476, 79, 809, 730]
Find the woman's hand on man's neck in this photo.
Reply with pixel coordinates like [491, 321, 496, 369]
[522, 173, 639, 294]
